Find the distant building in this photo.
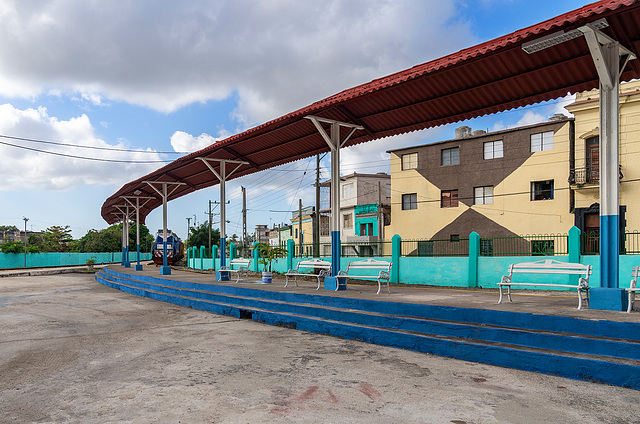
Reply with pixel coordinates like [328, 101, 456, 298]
[318, 172, 391, 256]
[254, 224, 269, 244]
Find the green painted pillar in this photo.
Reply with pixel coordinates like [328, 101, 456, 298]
[253, 242, 260, 272]
[186, 247, 190, 268]
[568, 226, 581, 263]
[568, 226, 582, 286]
[230, 242, 236, 261]
[468, 231, 480, 288]
[391, 234, 401, 284]
[200, 246, 205, 270]
[212, 245, 218, 271]
[287, 239, 295, 271]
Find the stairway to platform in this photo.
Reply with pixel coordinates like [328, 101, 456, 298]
[96, 267, 640, 390]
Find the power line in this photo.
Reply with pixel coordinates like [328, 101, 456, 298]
[0, 139, 171, 163]
[0, 134, 186, 154]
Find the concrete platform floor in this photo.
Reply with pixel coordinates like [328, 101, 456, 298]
[2, 272, 640, 423]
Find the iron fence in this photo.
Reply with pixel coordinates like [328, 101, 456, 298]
[478, 233, 568, 256]
[295, 242, 392, 258]
[190, 231, 640, 259]
[401, 238, 469, 257]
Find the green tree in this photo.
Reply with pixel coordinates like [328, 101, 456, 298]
[76, 223, 154, 253]
[41, 225, 73, 252]
[188, 223, 220, 250]
[0, 241, 39, 253]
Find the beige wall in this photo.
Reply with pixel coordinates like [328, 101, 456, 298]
[487, 123, 572, 235]
[386, 157, 468, 240]
[566, 81, 640, 231]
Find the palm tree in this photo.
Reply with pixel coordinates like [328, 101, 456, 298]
[255, 242, 287, 272]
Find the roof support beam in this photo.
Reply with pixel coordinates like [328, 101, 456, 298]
[144, 181, 187, 275]
[197, 158, 249, 278]
[305, 116, 363, 279]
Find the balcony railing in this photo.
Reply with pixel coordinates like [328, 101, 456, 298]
[569, 166, 599, 185]
[569, 165, 623, 186]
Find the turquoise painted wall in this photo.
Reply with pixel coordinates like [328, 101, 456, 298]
[398, 257, 469, 287]
[185, 231, 640, 291]
[0, 252, 151, 269]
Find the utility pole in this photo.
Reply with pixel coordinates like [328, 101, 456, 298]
[208, 200, 212, 253]
[299, 199, 303, 253]
[378, 181, 384, 241]
[242, 186, 247, 255]
[314, 154, 320, 258]
[22, 217, 28, 268]
[186, 217, 191, 248]
[204, 201, 224, 254]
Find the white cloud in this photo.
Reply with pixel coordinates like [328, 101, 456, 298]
[170, 130, 231, 153]
[0, 104, 163, 191]
[0, 0, 476, 126]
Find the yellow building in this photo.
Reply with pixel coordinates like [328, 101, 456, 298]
[386, 81, 640, 254]
[387, 117, 573, 251]
[566, 81, 640, 252]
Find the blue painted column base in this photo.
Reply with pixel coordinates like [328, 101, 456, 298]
[134, 264, 143, 271]
[589, 288, 628, 311]
[324, 276, 347, 291]
[160, 266, 171, 275]
[216, 270, 230, 281]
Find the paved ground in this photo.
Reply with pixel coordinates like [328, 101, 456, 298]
[2, 273, 640, 423]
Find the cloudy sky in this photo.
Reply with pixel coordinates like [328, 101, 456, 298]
[0, 0, 588, 240]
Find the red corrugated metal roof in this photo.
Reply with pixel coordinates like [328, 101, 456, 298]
[102, 0, 640, 224]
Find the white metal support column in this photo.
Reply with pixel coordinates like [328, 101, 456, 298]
[522, 19, 636, 310]
[123, 195, 154, 271]
[114, 204, 133, 268]
[305, 116, 363, 279]
[110, 211, 126, 265]
[581, 26, 633, 293]
[145, 181, 186, 275]
[197, 158, 248, 281]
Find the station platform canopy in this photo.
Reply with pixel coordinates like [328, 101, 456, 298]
[102, 0, 640, 225]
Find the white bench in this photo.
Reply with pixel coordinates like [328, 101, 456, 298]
[626, 267, 640, 313]
[337, 259, 393, 294]
[498, 259, 592, 310]
[285, 259, 332, 290]
[218, 258, 251, 283]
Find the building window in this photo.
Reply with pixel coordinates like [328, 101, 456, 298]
[484, 140, 503, 159]
[450, 234, 460, 242]
[401, 153, 418, 170]
[295, 228, 298, 238]
[474, 186, 494, 205]
[480, 239, 494, 256]
[417, 241, 434, 257]
[342, 183, 354, 200]
[343, 213, 353, 228]
[531, 180, 554, 201]
[441, 147, 460, 166]
[531, 131, 554, 152]
[402, 193, 417, 210]
[532, 240, 554, 256]
[386, 183, 391, 198]
[441, 190, 458, 208]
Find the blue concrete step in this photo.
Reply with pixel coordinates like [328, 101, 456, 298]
[96, 268, 640, 389]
